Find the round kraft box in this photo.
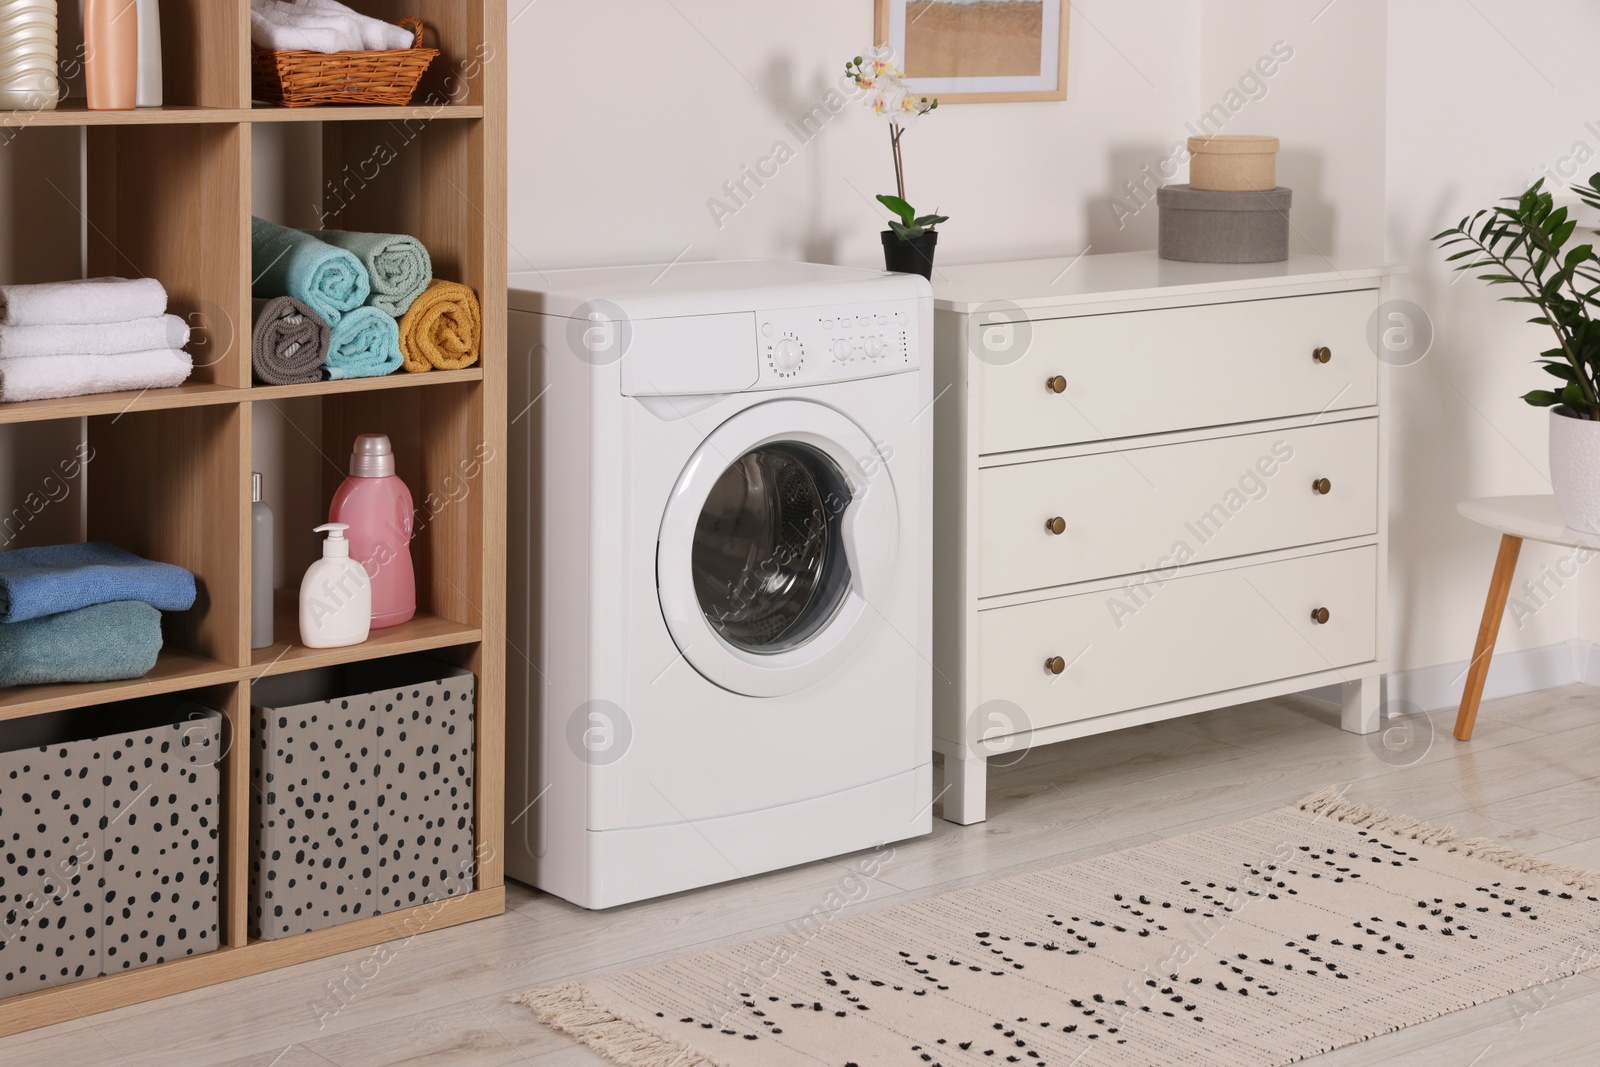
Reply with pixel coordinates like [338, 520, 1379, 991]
[1188, 134, 1280, 192]
[1157, 184, 1292, 264]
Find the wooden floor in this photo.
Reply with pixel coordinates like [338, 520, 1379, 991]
[8, 684, 1600, 1066]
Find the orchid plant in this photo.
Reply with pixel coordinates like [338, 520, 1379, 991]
[847, 52, 947, 241]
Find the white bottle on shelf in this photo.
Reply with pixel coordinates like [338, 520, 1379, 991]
[298, 523, 371, 649]
[134, 0, 160, 107]
[0, 1, 59, 111]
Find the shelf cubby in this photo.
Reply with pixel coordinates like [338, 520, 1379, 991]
[0, 0, 506, 1037]
[87, 121, 250, 389]
[88, 405, 247, 666]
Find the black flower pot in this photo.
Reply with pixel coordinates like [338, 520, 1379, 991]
[882, 230, 938, 279]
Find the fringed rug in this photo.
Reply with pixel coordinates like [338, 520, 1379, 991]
[517, 790, 1600, 1066]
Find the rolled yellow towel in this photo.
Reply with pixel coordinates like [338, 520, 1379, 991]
[399, 279, 482, 373]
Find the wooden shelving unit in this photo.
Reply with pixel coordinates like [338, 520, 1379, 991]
[0, 0, 507, 1037]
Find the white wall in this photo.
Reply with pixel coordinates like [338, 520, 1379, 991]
[507, 0, 1203, 269]
[1383, 0, 1600, 673]
[1199, 0, 1386, 261]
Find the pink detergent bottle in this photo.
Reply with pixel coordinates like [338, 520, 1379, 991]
[329, 434, 417, 629]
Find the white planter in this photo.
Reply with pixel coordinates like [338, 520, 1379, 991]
[1549, 405, 1600, 532]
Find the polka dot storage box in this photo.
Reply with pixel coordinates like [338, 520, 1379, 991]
[0, 698, 222, 997]
[248, 655, 476, 940]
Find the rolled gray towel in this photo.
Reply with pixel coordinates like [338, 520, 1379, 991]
[252, 296, 329, 386]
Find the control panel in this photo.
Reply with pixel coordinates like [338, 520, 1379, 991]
[754, 303, 919, 389]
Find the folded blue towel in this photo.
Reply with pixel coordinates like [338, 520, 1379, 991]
[0, 601, 162, 687]
[0, 542, 197, 623]
[325, 305, 403, 379]
[252, 216, 370, 326]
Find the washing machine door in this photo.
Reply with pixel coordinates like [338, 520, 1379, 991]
[657, 399, 899, 697]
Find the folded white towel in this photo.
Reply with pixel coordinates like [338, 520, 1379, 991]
[0, 278, 168, 327]
[250, 18, 345, 54]
[250, 3, 361, 53]
[250, 0, 411, 53]
[0, 315, 191, 359]
[0, 349, 193, 403]
[296, 0, 414, 50]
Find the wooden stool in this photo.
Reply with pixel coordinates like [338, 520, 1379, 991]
[1454, 495, 1600, 740]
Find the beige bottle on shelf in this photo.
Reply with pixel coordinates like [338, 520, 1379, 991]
[83, 0, 136, 110]
[0, 1, 60, 111]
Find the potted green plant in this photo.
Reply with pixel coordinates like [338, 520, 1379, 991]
[846, 52, 946, 279]
[1434, 174, 1600, 532]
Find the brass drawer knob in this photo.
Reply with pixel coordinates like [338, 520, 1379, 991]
[1312, 477, 1332, 495]
[1045, 516, 1066, 535]
[1046, 375, 1067, 393]
[1311, 607, 1330, 625]
[1313, 346, 1332, 364]
[1045, 656, 1066, 675]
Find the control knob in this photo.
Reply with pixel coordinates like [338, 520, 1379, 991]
[864, 336, 884, 359]
[773, 337, 804, 372]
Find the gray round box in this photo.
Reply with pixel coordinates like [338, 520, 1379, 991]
[1157, 184, 1292, 263]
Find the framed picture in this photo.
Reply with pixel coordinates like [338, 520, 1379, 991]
[875, 0, 1070, 103]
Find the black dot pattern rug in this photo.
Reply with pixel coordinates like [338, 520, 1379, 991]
[518, 789, 1600, 1067]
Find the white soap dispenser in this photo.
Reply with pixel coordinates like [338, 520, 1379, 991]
[298, 523, 371, 649]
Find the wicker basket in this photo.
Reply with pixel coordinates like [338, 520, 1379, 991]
[252, 16, 439, 108]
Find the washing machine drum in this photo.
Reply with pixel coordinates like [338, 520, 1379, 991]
[658, 399, 899, 697]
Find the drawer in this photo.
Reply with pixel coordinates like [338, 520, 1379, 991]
[976, 290, 1378, 454]
[978, 419, 1377, 597]
[975, 546, 1376, 734]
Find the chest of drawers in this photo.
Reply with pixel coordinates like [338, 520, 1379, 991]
[931, 253, 1397, 824]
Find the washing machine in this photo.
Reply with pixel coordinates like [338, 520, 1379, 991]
[505, 261, 933, 909]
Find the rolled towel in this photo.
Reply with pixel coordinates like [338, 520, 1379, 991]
[399, 280, 482, 373]
[325, 305, 402, 379]
[0, 601, 163, 688]
[252, 216, 369, 325]
[309, 229, 432, 316]
[252, 296, 329, 386]
[0, 349, 192, 402]
[0, 315, 190, 359]
[0, 541, 198, 623]
[0, 277, 167, 327]
[296, 0, 415, 50]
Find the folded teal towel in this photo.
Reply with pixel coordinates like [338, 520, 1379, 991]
[0, 542, 197, 623]
[309, 230, 433, 317]
[252, 217, 369, 326]
[0, 601, 162, 687]
[325, 305, 402, 379]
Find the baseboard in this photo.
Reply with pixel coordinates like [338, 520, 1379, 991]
[1306, 640, 1593, 712]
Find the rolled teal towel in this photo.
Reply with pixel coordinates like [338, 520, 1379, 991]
[251, 216, 369, 326]
[0, 601, 162, 687]
[309, 230, 433, 317]
[325, 306, 402, 379]
[0, 541, 197, 623]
